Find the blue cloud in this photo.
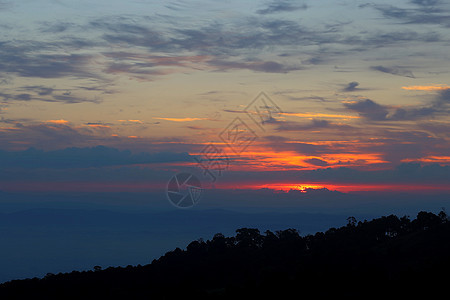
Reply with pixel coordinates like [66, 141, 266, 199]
[0, 146, 192, 169]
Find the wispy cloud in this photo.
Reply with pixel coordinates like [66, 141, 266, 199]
[45, 119, 70, 125]
[0, 146, 192, 169]
[280, 112, 360, 119]
[256, 0, 307, 15]
[402, 85, 450, 91]
[208, 59, 303, 73]
[368, 2, 450, 27]
[371, 66, 415, 78]
[84, 123, 112, 129]
[118, 120, 144, 124]
[0, 85, 102, 104]
[154, 117, 208, 122]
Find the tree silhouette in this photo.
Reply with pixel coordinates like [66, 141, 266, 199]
[0, 210, 449, 299]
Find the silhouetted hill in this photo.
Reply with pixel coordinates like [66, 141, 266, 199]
[0, 207, 353, 283]
[1, 211, 449, 299]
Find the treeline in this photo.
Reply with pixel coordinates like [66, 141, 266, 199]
[1, 211, 449, 299]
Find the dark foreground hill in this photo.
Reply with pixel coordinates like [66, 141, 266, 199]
[1, 211, 449, 299]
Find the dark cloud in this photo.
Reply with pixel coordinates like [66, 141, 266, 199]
[222, 109, 247, 114]
[343, 81, 359, 92]
[0, 37, 105, 89]
[256, 0, 307, 15]
[344, 99, 389, 121]
[291, 96, 329, 102]
[38, 21, 77, 33]
[273, 90, 331, 102]
[209, 59, 303, 73]
[420, 121, 450, 138]
[185, 125, 206, 131]
[275, 119, 330, 131]
[263, 135, 291, 142]
[0, 120, 199, 153]
[301, 163, 450, 184]
[2, 11, 432, 82]
[410, 0, 440, 6]
[344, 97, 447, 122]
[0, 92, 32, 102]
[0, 122, 101, 150]
[435, 89, 450, 106]
[345, 88, 450, 122]
[301, 55, 327, 65]
[368, 3, 450, 27]
[0, 3, 446, 88]
[0, 146, 192, 169]
[343, 28, 441, 48]
[371, 66, 415, 78]
[0, 43, 91, 78]
[0, 89, 100, 104]
[103, 62, 170, 80]
[20, 86, 54, 96]
[305, 158, 329, 167]
[0, 84, 111, 104]
[94, 17, 317, 62]
[0, 41, 94, 79]
[390, 107, 436, 120]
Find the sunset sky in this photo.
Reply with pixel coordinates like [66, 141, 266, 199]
[2, 0, 450, 285]
[0, 0, 449, 205]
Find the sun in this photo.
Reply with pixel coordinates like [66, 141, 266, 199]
[254, 183, 326, 192]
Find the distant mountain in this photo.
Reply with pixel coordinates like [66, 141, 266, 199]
[1, 211, 449, 298]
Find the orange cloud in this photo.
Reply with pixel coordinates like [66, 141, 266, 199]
[0, 127, 19, 132]
[280, 112, 360, 119]
[118, 120, 143, 123]
[154, 117, 207, 122]
[45, 119, 69, 124]
[402, 85, 450, 91]
[402, 156, 450, 163]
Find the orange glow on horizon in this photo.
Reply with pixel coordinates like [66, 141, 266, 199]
[1, 181, 448, 194]
[233, 183, 450, 193]
[254, 183, 326, 192]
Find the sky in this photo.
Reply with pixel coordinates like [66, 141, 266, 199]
[1, 0, 450, 207]
[1, 0, 450, 283]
